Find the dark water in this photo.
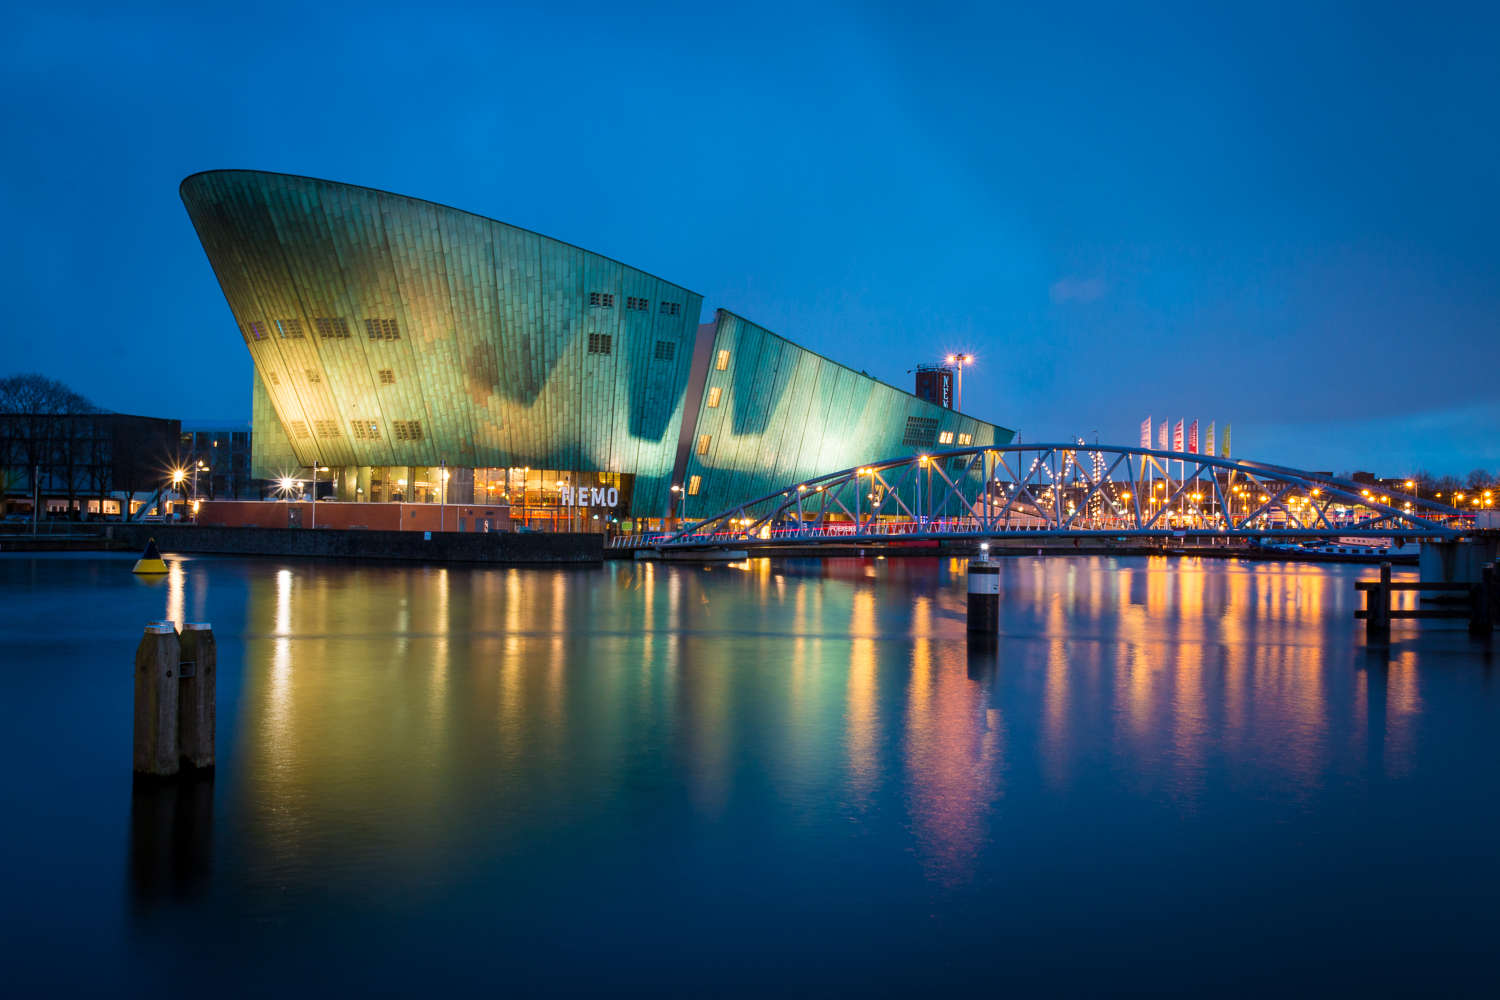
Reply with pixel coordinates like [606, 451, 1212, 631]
[3, 552, 1499, 996]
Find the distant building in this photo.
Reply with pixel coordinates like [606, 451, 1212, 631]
[0, 412, 180, 519]
[178, 419, 263, 499]
[914, 365, 955, 409]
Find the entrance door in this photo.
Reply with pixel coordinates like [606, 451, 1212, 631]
[288, 507, 303, 528]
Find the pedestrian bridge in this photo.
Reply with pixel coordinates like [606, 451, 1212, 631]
[612, 443, 1477, 551]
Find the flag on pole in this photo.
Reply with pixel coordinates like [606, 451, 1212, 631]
[1158, 420, 1168, 450]
[1173, 419, 1184, 452]
[1188, 420, 1198, 454]
[1221, 423, 1231, 458]
[1140, 416, 1151, 449]
[1205, 422, 1215, 456]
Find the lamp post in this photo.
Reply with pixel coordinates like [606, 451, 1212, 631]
[945, 354, 973, 412]
[310, 459, 327, 528]
[440, 458, 447, 532]
[671, 484, 683, 532]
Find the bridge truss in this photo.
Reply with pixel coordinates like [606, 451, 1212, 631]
[616, 443, 1471, 550]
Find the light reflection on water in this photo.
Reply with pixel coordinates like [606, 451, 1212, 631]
[223, 556, 1438, 887]
[4, 552, 1499, 994]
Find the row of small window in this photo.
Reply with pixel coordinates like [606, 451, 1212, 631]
[243, 318, 401, 342]
[283, 418, 424, 442]
[180, 432, 249, 446]
[901, 415, 973, 447]
[585, 336, 679, 361]
[590, 293, 682, 316]
[268, 368, 397, 387]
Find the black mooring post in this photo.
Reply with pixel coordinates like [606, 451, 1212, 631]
[1367, 562, 1391, 638]
[967, 556, 1000, 632]
[1472, 565, 1494, 637]
[1487, 563, 1499, 626]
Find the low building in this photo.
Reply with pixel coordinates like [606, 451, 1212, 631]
[1, 411, 181, 520]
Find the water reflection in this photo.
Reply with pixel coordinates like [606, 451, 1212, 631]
[129, 774, 213, 905]
[168, 555, 1456, 912]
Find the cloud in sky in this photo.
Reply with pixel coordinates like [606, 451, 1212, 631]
[1049, 277, 1107, 303]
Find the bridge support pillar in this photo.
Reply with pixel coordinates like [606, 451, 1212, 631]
[967, 558, 1000, 632]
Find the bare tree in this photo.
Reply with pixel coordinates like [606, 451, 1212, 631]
[1465, 468, 1496, 491]
[0, 373, 101, 518]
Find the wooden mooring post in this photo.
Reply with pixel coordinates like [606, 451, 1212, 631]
[1355, 561, 1498, 635]
[133, 624, 180, 777]
[133, 620, 217, 779]
[178, 623, 216, 772]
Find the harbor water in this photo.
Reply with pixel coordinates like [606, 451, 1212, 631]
[2, 552, 1498, 995]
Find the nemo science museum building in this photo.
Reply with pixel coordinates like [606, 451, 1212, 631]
[181, 170, 1015, 530]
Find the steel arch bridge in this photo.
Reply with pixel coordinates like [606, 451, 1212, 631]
[612, 443, 1474, 551]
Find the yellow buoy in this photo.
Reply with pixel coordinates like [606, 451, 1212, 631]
[132, 538, 168, 574]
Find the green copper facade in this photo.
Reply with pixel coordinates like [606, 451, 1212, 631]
[182, 170, 1014, 520]
[676, 310, 1009, 514]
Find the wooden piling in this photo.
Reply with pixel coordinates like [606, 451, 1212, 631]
[177, 623, 216, 771]
[133, 624, 180, 777]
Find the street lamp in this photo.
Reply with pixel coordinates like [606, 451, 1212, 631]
[945, 354, 973, 411]
[310, 460, 328, 528]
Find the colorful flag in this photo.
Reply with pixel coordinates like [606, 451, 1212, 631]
[1158, 420, 1168, 450]
[1205, 422, 1215, 456]
[1173, 419, 1184, 452]
[1140, 416, 1151, 449]
[1188, 420, 1198, 454]
[1221, 423, 1231, 458]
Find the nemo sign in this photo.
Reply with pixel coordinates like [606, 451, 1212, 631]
[560, 486, 619, 507]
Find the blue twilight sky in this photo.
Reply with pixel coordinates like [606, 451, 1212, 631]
[1, 1, 1497, 475]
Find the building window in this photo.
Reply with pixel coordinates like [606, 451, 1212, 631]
[314, 420, 341, 439]
[305, 370, 321, 384]
[232, 432, 248, 445]
[316, 317, 350, 339]
[352, 420, 380, 440]
[589, 292, 615, 308]
[715, 349, 730, 371]
[288, 420, 310, 440]
[706, 386, 722, 408]
[659, 301, 681, 316]
[958, 433, 973, 445]
[378, 369, 395, 385]
[902, 415, 938, 448]
[276, 319, 304, 339]
[180, 432, 193, 445]
[627, 296, 649, 311]
[697, 434, 711, 455]
[246, 321, 269, 341]
[687, 475, 701, 496]
[365, 318, 400, 340]
[394, 420, 424, 441]
[588, 333, 612, 355]
[268, 371, 280, 386]
[654, 340, 675, 361]
[938, 431, 955, 444]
